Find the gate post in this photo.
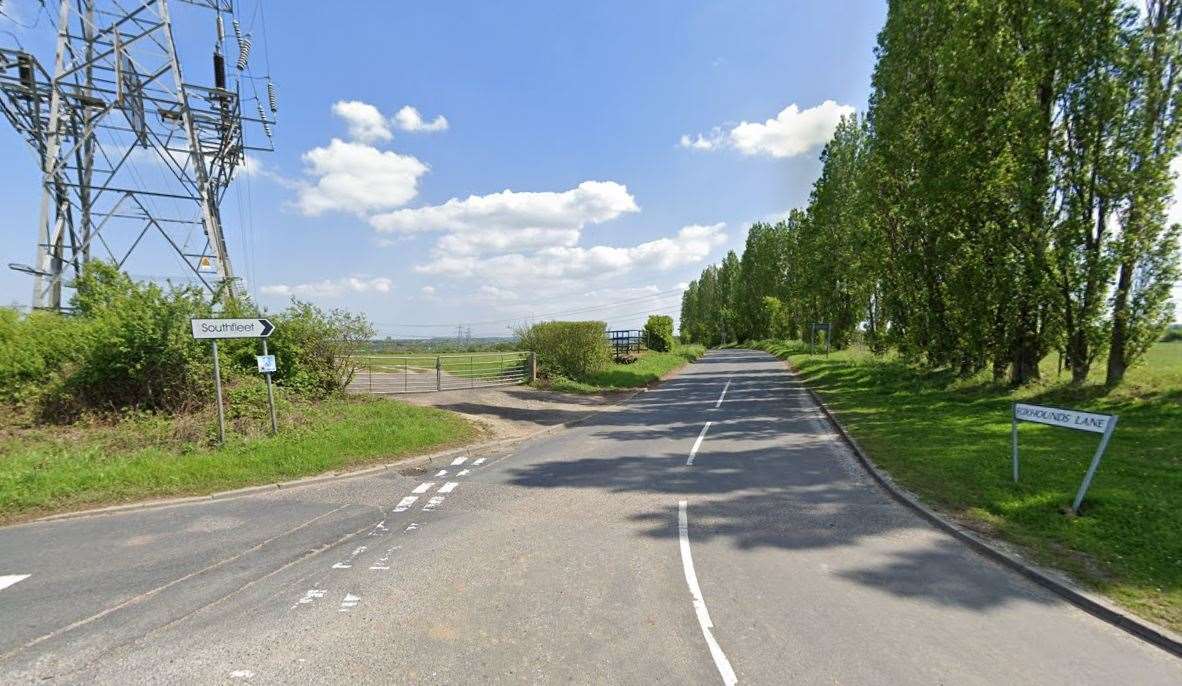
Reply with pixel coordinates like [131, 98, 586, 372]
[436, 356, 442, 391]
[529, 351, 537, 383]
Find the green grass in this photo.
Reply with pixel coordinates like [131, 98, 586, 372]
[0, 396, 478, 523]
[545, 344, 707, 393]
[749, 338, 1182, 632]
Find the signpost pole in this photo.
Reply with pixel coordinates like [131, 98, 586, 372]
[262, 338, 277, 435]
[1011, 403, 1019, 482]
[211, 340, 226, 444]
[1071, 416, 1118, 513]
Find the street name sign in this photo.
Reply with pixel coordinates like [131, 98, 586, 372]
[1011, 402, 1118, 513]
[190, 318, 274, 340]
[1013, 403, 1112, 434]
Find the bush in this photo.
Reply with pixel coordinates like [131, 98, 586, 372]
[0, 309, 85, 404]
[0, 261, 375, 422]
[643, 315, 675, 352]
[41, 263, 216, 419]
[517, 321, 610, 379]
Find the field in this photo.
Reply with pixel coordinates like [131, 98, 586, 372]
[0, 396, 477, 523]
[544, 344, 706, 393]
[749, 339, 1182, 632]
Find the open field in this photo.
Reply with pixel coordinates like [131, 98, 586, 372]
[747, 339, 1182, 632]
[0, 396, 477, 523]
[544, 344, 706, 393]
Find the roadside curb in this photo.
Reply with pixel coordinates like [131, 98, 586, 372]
[25, 386, 650, 527]
[783, 361, 1182, 659]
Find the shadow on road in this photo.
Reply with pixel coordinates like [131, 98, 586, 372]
[500, 349, 1056, 613]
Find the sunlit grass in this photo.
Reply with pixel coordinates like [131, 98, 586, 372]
[544, 345, 706, 394]
[751, 339, 1182, 632]
[0, 396, 477, 522]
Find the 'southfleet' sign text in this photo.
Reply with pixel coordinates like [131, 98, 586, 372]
[190, 318, 275, 340]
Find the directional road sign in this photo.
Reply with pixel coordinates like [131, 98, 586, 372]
[190, 318, 274, 339]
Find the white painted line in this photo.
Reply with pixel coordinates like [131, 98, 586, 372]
[0, 574, 30, 592]
[678, 501, 738, 686]
[394, 496, 418, 512]
[423, 496, 445, 511]
[686, 422, 713, 466]
[338, 593, 360, 613]
[450, 457, 468, 466]
[714, 378, 732, 409]
[438, 481, 459, 494]
[472, 458, 486, 466]
[457, 469, 471, 477]
[229, 669, 254, 679]
[292, 589, 327, 609]
[412, 482, 435, 494]
[434, 469, 448, 477]
[404, 522, 419, 532]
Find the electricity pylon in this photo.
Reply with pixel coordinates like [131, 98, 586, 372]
[0, 0, 276, 310]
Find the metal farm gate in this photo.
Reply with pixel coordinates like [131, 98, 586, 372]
[349, 352, 535, 394]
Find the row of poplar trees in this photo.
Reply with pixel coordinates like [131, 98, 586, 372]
[680, 0, 1182, 386]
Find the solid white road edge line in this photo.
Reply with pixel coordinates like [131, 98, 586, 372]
[0, 574, 30, 592]
[678, 501, 738, 685]
[715, 378, 731, 409]
[686, 422, 713, 466]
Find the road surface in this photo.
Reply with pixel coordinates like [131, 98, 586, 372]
[0, 349, 1177, 684]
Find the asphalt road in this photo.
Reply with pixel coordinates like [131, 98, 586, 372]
[0, 349, 1178, 684]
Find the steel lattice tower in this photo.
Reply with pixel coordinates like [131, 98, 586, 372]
[0, 0, 275, 310]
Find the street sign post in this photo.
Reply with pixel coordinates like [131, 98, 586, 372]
[1011, 402, 1118, 513]
[191, 318, 277, 442]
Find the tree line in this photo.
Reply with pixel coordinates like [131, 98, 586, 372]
[680, 0, 1182, 386]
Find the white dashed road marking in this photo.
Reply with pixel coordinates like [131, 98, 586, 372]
[412, 482, 435, 494]
[394, 496, 418, 512]
[338, 593, 360, 613]
[229, 669, 254, 679]
[292, 589, 326, 609]
[457, 469, 471, 477]
[678, 500, 737, 685]
[714, 378, 731, 408]
[0, 574, 30, 592]
[434, 469, 448, 477]
[686, 422, 712, 466]
[472, 458, 486, 466]
[450, 457, 468, 466]
[423, 496, 445, 511]
[438, 481, 459, 494]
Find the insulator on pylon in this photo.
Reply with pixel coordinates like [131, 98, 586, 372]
[257, 102, 272, 138]
[232, 18, 243, 44]
[267, 81, 278, 113]
[236, 34, 252, 71]
[216, 15, 225, 43]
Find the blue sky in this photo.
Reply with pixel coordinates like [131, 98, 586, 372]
[19, 1, 1123, 338]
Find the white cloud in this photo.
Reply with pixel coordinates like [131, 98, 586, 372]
[260, 275, 393, 298]
[681, 100, 854, 158]
[415, 223, 726, 282]
[369, 181, 638, 257]
[420, 285, 436, 296]
[332, 100, 393, 143]
[395, 106, 449, 133]
[295, 138, 428, 216]
[479, 285, 519, 301]
[370, 180, 637, 234]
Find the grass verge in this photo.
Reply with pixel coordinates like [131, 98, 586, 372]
[748, 338, 1181, 632]
[543, 344, 706, 393]
[0, 396, 478, 523]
